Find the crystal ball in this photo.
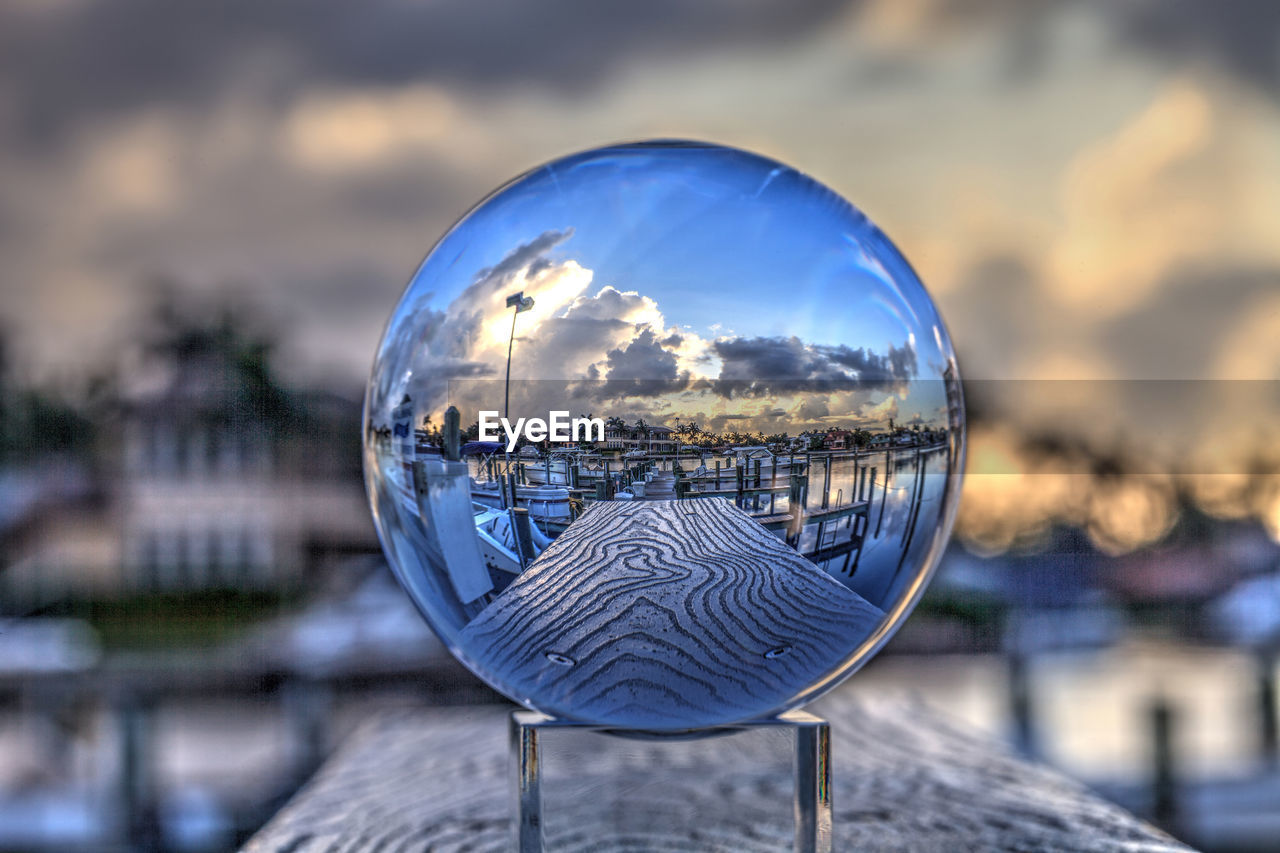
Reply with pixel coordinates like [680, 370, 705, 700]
[364, 141, 964, 730]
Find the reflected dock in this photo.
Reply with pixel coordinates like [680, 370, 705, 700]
[459, 498, 886, 729]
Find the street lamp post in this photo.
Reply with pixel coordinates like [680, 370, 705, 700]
[504, 291, 535, 424]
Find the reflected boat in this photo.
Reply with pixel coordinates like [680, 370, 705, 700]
[520, 449, 608, 486]
[471, 500, 552, 583]
[470, 481, 575, 533]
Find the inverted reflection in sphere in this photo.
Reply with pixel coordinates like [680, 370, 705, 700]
[364, 141, 964, 730]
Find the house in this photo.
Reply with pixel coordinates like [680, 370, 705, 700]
[824, 429, 854, 451]
[115, 337, 374, 592]
[602, 422, 629, 450]
[601, 421, 677, 454]
[1, 323, 377, 609]
[643, 425, 677, 454]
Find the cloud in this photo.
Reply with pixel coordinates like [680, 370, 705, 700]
[472, 229, 574, 291]
[0, 0, 850, 147]
[600, 328, 690, 397]
[524, 287, 664, 377]
[386, 230, 926, 436]
[1046, 82, 1219, 316]
[710, 335, 916, 398]
[400, 233, 711, 414]
[1116, 1, 1280, 95]
[857, 394, 899, 425]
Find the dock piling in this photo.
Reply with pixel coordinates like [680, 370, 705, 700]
[443, 406, 461, 461]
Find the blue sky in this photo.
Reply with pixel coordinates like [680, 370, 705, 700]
[381, 142, 955, 434]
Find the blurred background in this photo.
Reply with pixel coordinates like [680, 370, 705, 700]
[3, 1, 1280, 850]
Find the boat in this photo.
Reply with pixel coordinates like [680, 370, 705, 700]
[470, 480, 575, 534]
[471, 501, 553, 585]
[520, 449, 608, 486]
[387, 458, 552, 602]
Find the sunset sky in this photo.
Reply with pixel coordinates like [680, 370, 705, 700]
[4, 0, 1280, 549]
[365, 142, 954, 438]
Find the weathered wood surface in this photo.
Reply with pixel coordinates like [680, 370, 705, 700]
[242, 689, 1196, 852]
[459, 499, 885, 728]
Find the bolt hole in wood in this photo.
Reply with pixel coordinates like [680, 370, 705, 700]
[545, 652, 577, 667]
[765, 645, 793, 660]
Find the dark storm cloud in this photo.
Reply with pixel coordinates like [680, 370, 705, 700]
[473, 230, 574, 290]
[523, 312, 632, 378]
[0, 0, 850, 146]
[600, 328, 689, 397]
[794, 396, 831, 422]
[1115, 0, 1280, 95]
[711, 335, 916, 398]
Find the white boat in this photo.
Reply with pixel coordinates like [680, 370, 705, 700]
[471, 501, 553, 579]
[521, 450, 607, 486]
[388, 459, 551, 601]
[470, 480, 575, 533]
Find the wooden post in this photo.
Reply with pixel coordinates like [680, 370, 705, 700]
[507, 470, 520, 511]
[119, 693, 158, 850]
[510, 507, 537, 568]
[1258, 648, 1278, 768]
[787, 472, 806, 545]
[875, 455, 890, 537]
[443, 406, 461, 461]
[1150, 697, 1179, 835]
[1008, 652, 1036, 758]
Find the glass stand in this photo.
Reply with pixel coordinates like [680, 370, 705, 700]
[510, 709, 831, 852]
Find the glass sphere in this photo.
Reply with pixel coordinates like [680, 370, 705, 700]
[364, 141, 964, 730]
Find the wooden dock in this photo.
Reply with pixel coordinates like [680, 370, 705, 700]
[458, 499, 885, 729]
[242, 689, 1196, 852]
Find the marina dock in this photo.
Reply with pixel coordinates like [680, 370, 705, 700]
[458, 498, 886, 729]
[462, 442, 941, 574]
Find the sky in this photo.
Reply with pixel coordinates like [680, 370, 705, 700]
[4, 0, 1280, 548]
[364, 142, 954, 437]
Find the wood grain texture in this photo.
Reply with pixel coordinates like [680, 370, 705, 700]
[242, 689, 1196, 852]
[458, 499, 885, 729]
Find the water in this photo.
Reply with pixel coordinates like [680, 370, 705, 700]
[798, 447, 951, 607]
